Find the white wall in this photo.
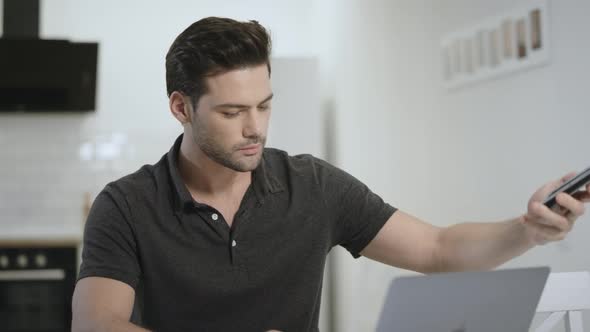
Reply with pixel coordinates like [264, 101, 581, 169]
[318, 0, 590, 331]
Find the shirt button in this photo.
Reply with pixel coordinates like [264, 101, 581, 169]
[232, 240, 237, 247]
[211, 213, 219, 221]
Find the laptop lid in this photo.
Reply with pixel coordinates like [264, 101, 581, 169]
[376, 266, 550, 332]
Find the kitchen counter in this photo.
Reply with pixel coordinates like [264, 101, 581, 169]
[0, 225, 82, 246]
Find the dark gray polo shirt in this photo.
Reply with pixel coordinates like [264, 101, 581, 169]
[78, 134, 397, 332]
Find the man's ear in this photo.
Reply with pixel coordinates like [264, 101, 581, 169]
[169, 91, 193, 124]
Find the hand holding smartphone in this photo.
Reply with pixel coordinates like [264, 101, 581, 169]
[543, 166, 590, 209]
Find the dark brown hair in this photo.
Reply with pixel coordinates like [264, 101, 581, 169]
[165, 17, 272, 107]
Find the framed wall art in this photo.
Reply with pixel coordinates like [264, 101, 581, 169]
[441, 0, 551, 90]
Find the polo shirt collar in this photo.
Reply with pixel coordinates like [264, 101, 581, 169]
[167, 134, 283, 213]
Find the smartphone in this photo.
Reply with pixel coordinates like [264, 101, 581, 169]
[543, 166, 590, 209]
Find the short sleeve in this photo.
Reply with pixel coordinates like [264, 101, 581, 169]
[317, 159, 397, 258]
[77, 185, 141, 289]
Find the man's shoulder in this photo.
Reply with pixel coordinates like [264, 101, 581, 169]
[262, 147, 340, 181]
[102, 154, 167, 201]
[262, 147, 328, 169]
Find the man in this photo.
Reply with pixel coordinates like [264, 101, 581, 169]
[72, 17, 589, 332]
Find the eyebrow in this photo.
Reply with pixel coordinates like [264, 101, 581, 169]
[213, 93, 274, 110]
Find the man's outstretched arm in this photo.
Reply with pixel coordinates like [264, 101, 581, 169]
[361, 172, 589, 273]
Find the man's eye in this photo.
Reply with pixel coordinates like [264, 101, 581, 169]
[223, 112, 239, 118]
[259, 105, 270, 111]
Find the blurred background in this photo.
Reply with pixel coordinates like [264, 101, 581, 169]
[0, 0, 589, 331]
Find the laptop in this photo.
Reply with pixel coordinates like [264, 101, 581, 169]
[376, 267, 550, 332]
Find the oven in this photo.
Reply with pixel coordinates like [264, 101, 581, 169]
[0, 242, 78, 332]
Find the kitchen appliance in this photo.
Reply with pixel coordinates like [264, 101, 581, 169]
[0, 0, 98, 112]
[0, 241, 78, 332]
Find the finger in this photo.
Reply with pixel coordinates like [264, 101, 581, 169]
[531, 201, 570, 232]
[560, 171, 577, 183]
[555, 192, 586, 219]
[540, 171, 577, 198]
[572, 190, 590, 203]
[547, 171, 577, 193]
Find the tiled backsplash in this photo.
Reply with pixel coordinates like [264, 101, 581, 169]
[0, 114, 179, 238]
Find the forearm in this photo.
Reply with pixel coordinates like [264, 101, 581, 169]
[436, 215, 536, 272]
[72, 318, 151, 332]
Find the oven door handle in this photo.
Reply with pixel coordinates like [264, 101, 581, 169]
[0, 269, 65, 281]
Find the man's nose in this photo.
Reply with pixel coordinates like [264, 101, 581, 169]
[243, 110, 262, 138]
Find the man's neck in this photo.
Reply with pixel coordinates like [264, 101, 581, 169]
[178, 139, 251, 198]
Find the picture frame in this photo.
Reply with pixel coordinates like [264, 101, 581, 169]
[440, 0, 551, 90]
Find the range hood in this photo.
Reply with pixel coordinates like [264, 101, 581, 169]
[0, 0, 98, 112]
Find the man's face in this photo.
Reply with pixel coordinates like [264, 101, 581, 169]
[189, 64, 272, 172]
